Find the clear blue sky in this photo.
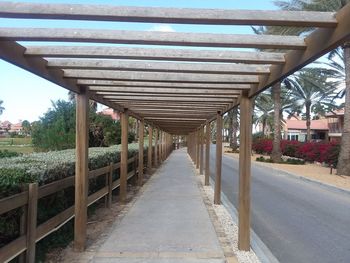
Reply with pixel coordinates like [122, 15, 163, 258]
[0, 0, 278, 123]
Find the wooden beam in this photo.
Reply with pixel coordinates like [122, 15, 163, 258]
[0, 2, 337, 27]
[96, 92, 239, 98]
[64, 70, 259, 84]
[138, 118, 144, 186]
[74, 86, 89, 251]
[147, 126, 153, 171]
[90, 86, 243, 94]
[107, 97, 234, 102]
[0, 28, 306, 49]
[154, 128, 158, 167]
[120, 108, 129, 203]
[214, 111, 222, 205]
[196, 130, 200, 169]
[205, 122, 211, 186]
[238, 91, 252, 251]
[199, 126, 204, 175]
[25, 46, 286, 64]
[47, 58, 270, 75]
[79, 79, 252, 89]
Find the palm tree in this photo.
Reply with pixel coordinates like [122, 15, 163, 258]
[254, 92, 275, 137]
[0, 100, 4, 115]
[274, 0, 350, 175]
[284, 68, 338, 141]
[224, 108, 239, 150]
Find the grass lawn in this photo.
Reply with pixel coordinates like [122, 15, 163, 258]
[0, 137, 32, 145]
[0, 145, 34, 154]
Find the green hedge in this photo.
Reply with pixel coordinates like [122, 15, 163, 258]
[0, 143, 148, 260]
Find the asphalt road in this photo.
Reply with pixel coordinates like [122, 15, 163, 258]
[209, 145, 350, 263]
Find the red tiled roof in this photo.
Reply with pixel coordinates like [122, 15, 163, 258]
[286, 119, 328, 130]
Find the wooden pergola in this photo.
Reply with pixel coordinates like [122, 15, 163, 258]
[1, 1, 350, 258]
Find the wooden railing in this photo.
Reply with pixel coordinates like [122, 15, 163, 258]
[0, 154, 141, 263]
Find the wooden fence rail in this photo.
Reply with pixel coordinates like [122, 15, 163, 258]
[0, 154, 141, 263]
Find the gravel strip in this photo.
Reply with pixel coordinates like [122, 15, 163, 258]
[199, 175, 260, 263]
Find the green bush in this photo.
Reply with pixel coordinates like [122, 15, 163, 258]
[0, 150, 20, 158]
[0, 143, 146, 257]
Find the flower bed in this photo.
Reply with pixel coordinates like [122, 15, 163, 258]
[253, 139, 339, 166]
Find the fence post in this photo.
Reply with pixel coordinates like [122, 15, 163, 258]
[26, 183, 38, 263]
[107, 162, 113, 208]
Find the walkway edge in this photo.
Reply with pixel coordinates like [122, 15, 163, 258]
[209, 177, 280, 263]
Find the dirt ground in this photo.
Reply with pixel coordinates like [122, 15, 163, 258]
[45, 173, 153, 263]
[224, 147, 350, 191]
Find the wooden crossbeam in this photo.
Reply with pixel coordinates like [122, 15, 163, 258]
[0, 2, 337, 27]
[95, 92, 238, 98]
[107, 96, 234, 102]
[63, 70, 259, 84]
[0, 28, 306, 49]
[46, 59, 270, 75]
[80, 80, 251, 90]
[90, 86, 242, 94]
[25, 46, 286, 64]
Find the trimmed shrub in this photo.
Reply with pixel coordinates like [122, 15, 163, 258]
[0, 149, 20, 158]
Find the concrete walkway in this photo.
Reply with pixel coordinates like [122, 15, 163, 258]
[92, 148, 226, 263]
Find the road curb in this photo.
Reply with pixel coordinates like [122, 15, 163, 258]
[250, 159, 350, 196]
[209, 177, 280, 263]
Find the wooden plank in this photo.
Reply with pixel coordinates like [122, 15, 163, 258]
[87, 187, 108, 206]
[90, 86, 243, 94]
[138, 119, 144, 186]
[238, 91, 252, 251]
[0, 28, 306, 49]
[120, 109, 129, 203]
[26, 183, 38, 263]
[107, 163, 113, 208]
[78, 80, 252, 89]
[0, 235, 27, 263]
[107, 97, 235, 102]
[25, 46, 286, 64]
[0, 2, 337, 27]
[205, 122, 210, 186]
[214, 112, 222, 205]
[64, 70, 259, 84]
[0, 191, 28, 215]
[88, 166, 110, 178]
[47, 58, 270, 75]
[96, 92, 239, 98]
[38, 176, 74, 199]
[36, 206, 74, 242]
[196, 130, 200, 169]
[74, 86, 89, 252]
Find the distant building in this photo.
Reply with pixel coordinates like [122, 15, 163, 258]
[325, 109, 344, 142]
[98, 108, 120, 121]
[9, 122, 23, 134]
[283, 116, 328, 142]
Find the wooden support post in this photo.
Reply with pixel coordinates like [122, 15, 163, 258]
[148, 126, 153, 171]
[74, 87, 89, 252]
[214, 111, 222, 205]
[200, 126, 204, 175]
[26, 183, 38, 263]
[107, 162, 113, 208]
[138, 119, 144, 186]
[196, 130, 200, 169]
[205, 122, 211, 186]
[154, 128, 158, 167]
[120, 108, 129, 203]
[238, 91, 252, 251]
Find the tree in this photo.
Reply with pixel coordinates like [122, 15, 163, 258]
[225, 108, 239, 150]
[274, 0, 350, 173]
[284, 68, 338, 141]
[21, 120, 31, 136]
[0, 100, 4, 116]
[254, 92, 274, 137]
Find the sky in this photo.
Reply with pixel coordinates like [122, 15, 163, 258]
[0, 0, 312, 123]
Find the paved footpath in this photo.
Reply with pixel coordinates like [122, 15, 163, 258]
[93, 148, 226, 263]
